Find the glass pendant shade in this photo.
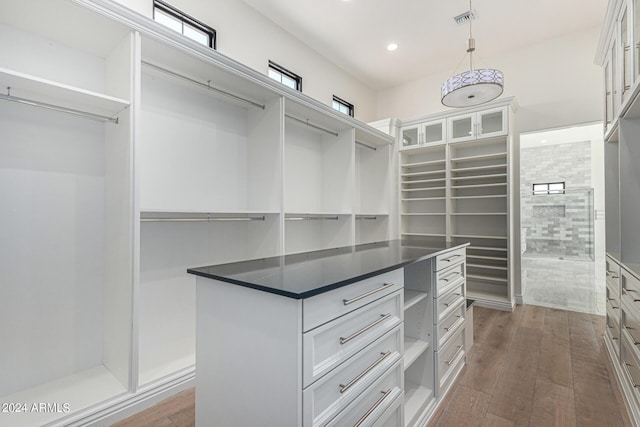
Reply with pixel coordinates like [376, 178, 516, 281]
[441, 69, 504, 108]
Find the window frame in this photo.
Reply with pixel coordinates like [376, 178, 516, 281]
[153, 0, 217, 49]
[268, 60, 303, 92]
[532, 182, 566, 195]
[332, 95, 354, 117]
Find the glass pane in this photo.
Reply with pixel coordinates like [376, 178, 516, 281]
[549, 183, 564, 194]
[452, 117, 472, 139]
[480, 111, 503, 134]
[155, 9, 182, 33]
[424, 123, 442, 143]
[402, 128, 418, 147]
[282, 75, 296, 89]
[184, 25, 209, 46]
[332, 101, 340, 111]
[622, 9, 631, 94]
[533, 184, 547, 194]
[635, 0, 640, 77]
[612, 40, 617, 117]
[268, 69, 281, 82]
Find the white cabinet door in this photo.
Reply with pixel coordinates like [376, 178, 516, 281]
[423, 119, 446, 146]
[620, 4, 633, 103]
[448, 113, 475, 143]
[477, 106, 508, 139]
[400, 125, 421, 150]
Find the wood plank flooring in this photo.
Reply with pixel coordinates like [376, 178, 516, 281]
[112, 305, 631, 427]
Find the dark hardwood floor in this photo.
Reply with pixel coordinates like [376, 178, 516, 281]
[112, 305, 631, 427]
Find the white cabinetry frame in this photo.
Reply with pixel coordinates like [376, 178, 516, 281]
[398, 98, 517, 311]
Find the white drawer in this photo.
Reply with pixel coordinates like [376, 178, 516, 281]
[438, 343, 465, 398]
[303, 269, 404, 332]
[435, 262, 465, 297]
[303, 291, 403, 387]
[435, 247, 466, 272]
[621, 329, 640, 408]
[622, 267, 640, 312]
[607, 278, 620, 308]
[435, 301, 465, 350]
[434, 281, 465, 323]
[303, 325, 403, 427]
[370, 393, 403, 427]
[435, 325, 465, 388]
[606, 256, 620, 289]
[326, 359, 403, 427]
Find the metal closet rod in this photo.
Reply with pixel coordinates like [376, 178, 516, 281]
[141, 215, 266, 222]
[285, 114, 339, 137]
[142, 61, 266, 110]
[286, 215, 339, 221]
[356, 215, 377, 220]
[0, 88, 119, 124]
[355, 140, 376, 151]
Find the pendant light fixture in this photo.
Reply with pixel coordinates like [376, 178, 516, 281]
[441, 0, 504, 108]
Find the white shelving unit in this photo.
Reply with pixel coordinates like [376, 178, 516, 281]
[398, 98, 516, 311]
[0, 0, 395, 425]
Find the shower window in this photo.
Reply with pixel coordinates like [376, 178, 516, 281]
[533, 182, 565, 195]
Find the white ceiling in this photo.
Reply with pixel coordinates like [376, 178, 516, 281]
[241, 0, 608, 91]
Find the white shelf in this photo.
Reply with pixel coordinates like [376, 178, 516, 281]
[401, 170, 446, 178]
[402, 213, 446, 216]
[0, 67, 129, 118]
[450, 164, 507, 173]
[402, 232, 446, 238]
[404, 381, 435, 427]
[402, 178, 446, 185]
[141, 209, 280, 215]
[452, 234, 508, 240]
[466, 288, 511, 303]
[404, 337, 430, 371]
[467, 263, 508, 271]
[451, 212, 507, 216]
[402, 186, 446, 192]
[451, 195, 507, 199]
[402, 197, 446, 201]
[402, 159, 446, 168]
[467, 254, 508, 261]
[467, 273, 509, 283]
[467, 245, 508, 252]
[355, 212, 390, 217]
[285, 211, 352, 216]
[450, 152, 507, 163]
[452, 183, 507, 189]
[1, 366, 127, 427]
[404, 290, 429, 310]
[450, 173, 507, 181]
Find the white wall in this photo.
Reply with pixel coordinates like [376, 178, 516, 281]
[112, 0, 378, 122]
[376, 27, 603, 134]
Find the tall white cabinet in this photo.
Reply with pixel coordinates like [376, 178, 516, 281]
[598, 1, 640, 425]
[398, 98, 517, 311]
[0, 0, 394, 425]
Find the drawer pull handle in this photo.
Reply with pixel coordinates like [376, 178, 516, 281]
[612, 306, 620, 310]
[339, 351, 391, 394]
[340, 314, 391, 345]
[444, 315, 462, 332]
[626, 289, 638, 293]
[446, 345, 464, 366]
[354, 388, 393, 427]
[443, 254, 462, 263]
[444, 294, 463, 308]
[607, 271, 619, 279]
[624, 363, 640, 388]
[442, 272, 461, 283]
[343, 283, 393, 306]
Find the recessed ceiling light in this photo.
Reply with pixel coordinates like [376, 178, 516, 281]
[387, 43, 398, 51]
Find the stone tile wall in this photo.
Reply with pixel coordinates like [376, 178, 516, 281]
[521, 141, 593, 258]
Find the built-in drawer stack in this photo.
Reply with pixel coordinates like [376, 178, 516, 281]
[433, 247, 467, 396]
[302, 269, 405, 427]
[606, 256, 622, 357]
[620, 266, 640, 408]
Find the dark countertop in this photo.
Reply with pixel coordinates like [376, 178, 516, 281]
[188, 239, 468, 299]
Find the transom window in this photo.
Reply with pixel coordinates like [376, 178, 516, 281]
[153, 0, 216, 49]
[268, 61, 302, 91]
[332, 95, 354, 117]
[533, 182, 565, 195]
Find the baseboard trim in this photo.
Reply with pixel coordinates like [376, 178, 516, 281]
[604, 334, 640, 427]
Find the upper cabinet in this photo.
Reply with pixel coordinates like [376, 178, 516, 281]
[400, 119, 446, 150]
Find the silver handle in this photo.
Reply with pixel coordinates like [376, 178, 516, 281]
[339, 352, 391, 394]
[443, 254, 462, 263]
[624, 45, 631, 91]
[442, 271, 461, 283]
[343, 283, 393, 306]
[624, 326, 640, 345]
[444, 294, 462, 308]
[624, 362, 640, 388]
[340, 314, 391, 345]
[446, 345, 464, 366]
[444, 315, 462, 332]
[354, 389, 393, 427]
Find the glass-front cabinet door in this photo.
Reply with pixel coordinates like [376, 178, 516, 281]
[448, 113, 475, 143]
[605, 57, 613, 131]
[423, 119, 446, 146]
[620, 5, 632, 102]
[635, 0, 640, 79]
[477, 106, 508, 139]
[400, 125, 421, 150]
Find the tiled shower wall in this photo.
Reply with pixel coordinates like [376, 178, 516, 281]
[521, 141, 593, 258]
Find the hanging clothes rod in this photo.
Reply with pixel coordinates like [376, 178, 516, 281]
[356, 215, 378, 220]
[141, 215, 266, 222]
[0, 87, 119, 124]
[355, 140, 377, 151]
[286, 216, 339, 221]
[142, 61, 266, 110]
[285, 114, 339, 137]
